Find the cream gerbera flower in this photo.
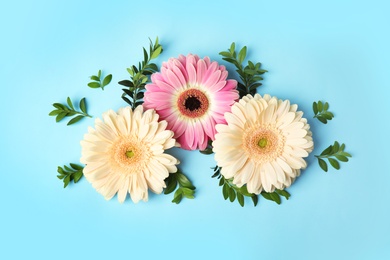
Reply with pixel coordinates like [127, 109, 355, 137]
[213, 94, 314, 194]
[80, 106, 179, 203]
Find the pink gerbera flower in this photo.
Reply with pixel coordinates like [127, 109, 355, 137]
[144, 54, 238, 150]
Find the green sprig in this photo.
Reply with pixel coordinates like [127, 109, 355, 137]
[313, 101, 334, 124]
[316, 141, 352, 172]
[57, 163, 84, 188]
[219, 42, 267, 98]
[164, 168, 196, 204]
[88, 70, 112, 90]
[212, 166, 290, 206]
[118, 37, 163, 109]
[49, 97, 91, 125]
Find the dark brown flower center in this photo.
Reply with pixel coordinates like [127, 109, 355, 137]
[177, 89, 209, 118]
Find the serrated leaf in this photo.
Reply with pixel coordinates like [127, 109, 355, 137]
[102, 74, 112, 88]
[328, 158, 340, 170]
[318, 158, 328, 172]
[79, 98, 87, 113]
[67, 115, 84, 125]
[88, 82, 101, 89]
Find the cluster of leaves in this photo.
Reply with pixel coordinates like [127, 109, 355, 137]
[49, 97, 91, 125]
[57, 163, 84, 188]
[315, 141, 352, 172]
[313, 101, 334, 124]
[164, 169, 196, 204]
[88, 70, 112, 90]
[212, 166, 290, 206]
[118, 37, 163, 108]
[219, 43, 267, 97]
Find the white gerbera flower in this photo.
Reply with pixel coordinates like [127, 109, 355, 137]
[80, 106, 179, 203]
[213, 94, 314, 194]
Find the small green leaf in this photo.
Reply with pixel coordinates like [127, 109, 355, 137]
[237, 192, 244, 207]
[56, 112, 67, 122]
[269, 192, 281, 204]
[102, 74, 112, 88]
[328, 158, 340, 170]
[324, 102, 329, 110]
[150, 46, 162, 59]
[318, 158, 328, 172]
[275, 189, 290, 200]
[79, 98, 87, 113]
[238, 46, 247, 64]
[251, 195, 258, 206]
[229, 189, 236, 202]
[88, 82, 101, 88]
[73, 171, 83, 183]
[66, 97, 74, 109]
[222, 184, 229, 200]
[48, 110, 61, 116]
[317, 101, 323, 112]
[90, 75, 100, 81]
[172, 189, 183, 204]
[97, 70, 101, 78]
[177, 173, 195, 189]
[67, 115, 84, 125]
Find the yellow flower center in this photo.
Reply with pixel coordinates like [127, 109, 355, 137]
[125, 150, 135, 158]
[109, 136, 151, 175]
[243, 124, 285, 164]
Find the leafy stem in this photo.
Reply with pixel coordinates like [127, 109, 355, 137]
[219, 42, 267, 98]
[315, 141, 352, 172]
[118, 37, 163, 109]
[164, 168, 196, 204]
[313, 101, 334, 124]
[57, 163, 84, 188]
[49, 97, 91, 125]
[88, 70, 112, 90]
[212, 166, 290, 206]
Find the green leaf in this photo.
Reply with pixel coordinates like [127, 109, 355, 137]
[335, 155, 349, 162]
[222, 184, 229, 200]
[238, 46, 247, 64]
[318, 158, 328, 172]
[269, 192, 281, 204]
[251, 195, 258, 206]
[88, 82, 101, 89]
[177, 173, 195, 189]
[66, 97, 74, 109]
[320, 145, 333, 156]
[97, 70, 101, 78]
[237, 192, 244, 207]
[102, 74, 112, 88]
[70, 163, 83, 170]
[48, 110, 61, 116]
[150, 46, 162, 59]
[275, 189, 290, 200]
[313, 102, 318, 114]
[67, 115, 84, 125]
[229, 188, 236, 202]
[79, 98, 87, 114]
[90, 75, 100, 81]
[172, 189, 183, 204]
[317, 101, 323, 112]
[324, 102, 329, 110]
[56, 112, 67, 122]
[164, 176, 177, 194]
[73, 171, 83, 183]
[328, 158, 340, 170]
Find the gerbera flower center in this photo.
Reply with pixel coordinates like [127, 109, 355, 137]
[110, 136, 151, 175]
[243, 124, 285, 164]
[177, 88, 209, 118]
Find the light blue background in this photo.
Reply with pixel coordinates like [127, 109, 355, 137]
[1, 1, 389, 259]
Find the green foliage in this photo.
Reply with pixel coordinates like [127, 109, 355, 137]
[315, 141, 352, 172]
[219, 42, 267, 98]
[164, 168, 196, 204]
[57, 163, 84, 188]
[49, 97, 92, 125]
[88, 70, 112, 90]
[118, 37, 163, 108]
[212, 166, 289, 206]
[313, 101, 334, 124]
[199, 140, 214, 155]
